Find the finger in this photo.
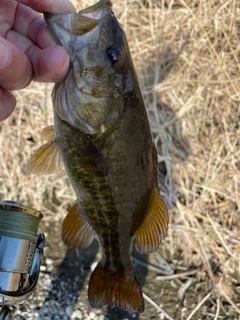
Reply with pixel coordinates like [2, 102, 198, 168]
[7, 29, 36, 54]
[15, 0, 76, 14]
[0, 38, 32, 90]
[0, 87, 16, 122]
[0, 0, 17, 37]
[7, 31, 70, 83]
[29, 45, 70, 82]
[14, 4, 57, 48]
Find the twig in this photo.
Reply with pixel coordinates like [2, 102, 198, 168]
[217, 286, 240, 314]
[143, 293, 174, 320]
[132, 256, 173, 275]
[213, 298, 220, 320]
[156, 269, 199, 280]
[186, 291, 213, 320]
[207, 213, 237, 259]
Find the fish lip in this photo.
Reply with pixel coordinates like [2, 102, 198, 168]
[44, 0, 112, 19]
[79, 0, 112, 16]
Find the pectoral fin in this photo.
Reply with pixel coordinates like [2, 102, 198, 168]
[83, 135, 110, 177]
[135, 187, 168, 254]
[41, 125, 55, 142]
[26, 139, 63, 174]
[62, 202, 95, 248]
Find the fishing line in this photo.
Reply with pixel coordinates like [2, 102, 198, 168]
[0, 202, 43, 241]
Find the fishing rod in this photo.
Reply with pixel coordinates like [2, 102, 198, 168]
[0, 202, 45, 320]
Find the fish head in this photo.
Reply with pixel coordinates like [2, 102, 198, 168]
[45, 0, 133, 134]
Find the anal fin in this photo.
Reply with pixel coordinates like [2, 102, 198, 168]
[88, 263, 144, 313]
[135, 187, 168, 254]
[62, 202, 95, 248]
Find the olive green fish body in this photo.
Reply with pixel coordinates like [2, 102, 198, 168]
[27, 0, 168, 313]
[54, 82, 154, 270]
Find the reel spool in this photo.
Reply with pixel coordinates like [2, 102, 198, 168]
[0, 201, 45, 319]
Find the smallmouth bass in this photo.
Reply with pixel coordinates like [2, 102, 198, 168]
[27, 0, 168, 313]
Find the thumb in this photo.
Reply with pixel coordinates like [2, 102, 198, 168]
[0, 38, 32, 90]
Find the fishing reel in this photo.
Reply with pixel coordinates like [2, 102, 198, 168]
[0, 202, 45, 320]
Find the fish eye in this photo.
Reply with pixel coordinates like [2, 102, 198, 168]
[106, 46, 120, 65]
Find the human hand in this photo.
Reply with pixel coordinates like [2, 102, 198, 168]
[0, 0, 76, 121]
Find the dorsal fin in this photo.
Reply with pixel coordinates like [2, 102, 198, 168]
[134, 187, 168, 254]
[62, 202, 95, 248]
[41, 125, 55, 142]
[26, 139, 63, 174]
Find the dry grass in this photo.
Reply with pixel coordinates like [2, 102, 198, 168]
[1, 0, 240, 318]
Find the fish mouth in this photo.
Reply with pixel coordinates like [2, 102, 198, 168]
[72, 1, 113, 37]
[44, 0, 113, 43]
[77, 0, 112, 19]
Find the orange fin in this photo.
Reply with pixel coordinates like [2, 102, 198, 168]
[41, 125, 55, 142]
[88, 264, 144, 313]
[26, 139, 63, 174]
[83, 135, 109, 177]
[62, 202, 95, 248]
[135, 187, 168, 254]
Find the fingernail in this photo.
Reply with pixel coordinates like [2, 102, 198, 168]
[63, 0, 76, 13]
[0, 42, 11, 67]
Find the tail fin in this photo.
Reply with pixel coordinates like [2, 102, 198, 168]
[88, 263, 144, 313]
